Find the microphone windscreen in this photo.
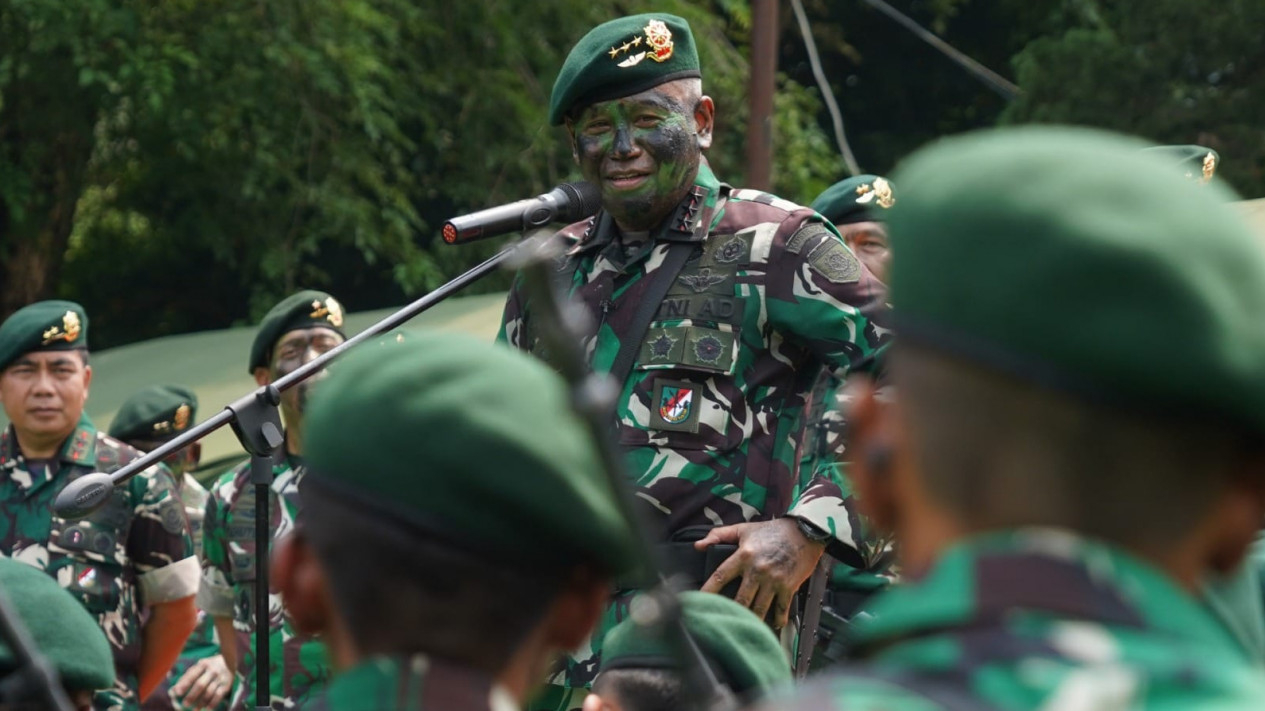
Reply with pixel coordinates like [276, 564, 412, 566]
[557, 181, 602, 222]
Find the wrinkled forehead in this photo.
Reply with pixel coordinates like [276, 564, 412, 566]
[274, 325, 345, 352]
[575, 79, 700, 119]
[9, 350, 86, 368]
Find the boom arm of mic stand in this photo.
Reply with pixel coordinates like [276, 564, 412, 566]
[53, 246, 518, 520]
[506, 236, 738, 711]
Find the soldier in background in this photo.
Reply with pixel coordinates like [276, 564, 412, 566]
[110, 386, 233, 711]
[198, 290, 344, 710]
[756, 127, 1265, 709]
[271, 332, 639, 711]
[581, 592, 789, 711]
[499, 14, 888, 706]
[0, 301, 198, 711]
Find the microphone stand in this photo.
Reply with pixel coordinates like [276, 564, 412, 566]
[53, 245, 518, 711]
[507, 235, 738, 711]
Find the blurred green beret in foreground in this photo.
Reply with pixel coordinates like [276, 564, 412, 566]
[0, 300, 88, 373]
[888, 126, 1265, 434]
[303, 331, 639, 575]
[248, 289, 346, 373]
[0, 558, 115, 691]
[601, 591, 790, 698]
[811, 174, 897, 226]
[549, 13, 700, 125]
[109, 384, 199, 443]
[1142, 144, 1219, 183]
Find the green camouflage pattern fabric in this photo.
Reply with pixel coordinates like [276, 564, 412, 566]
[199, 457, 331, 710]
[145, 475, 230, 711]
[758, 530, 1265, 711]
[501, 162, 889, 688]
[0, 418, 198, 711]
[306, 654, 518, 711]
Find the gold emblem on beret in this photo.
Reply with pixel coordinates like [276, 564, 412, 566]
[173, 404, 191, 431]
[873, 177, 895, 208]
[1202, 152, 1217, 183]
[644, 20, 674, 63]
[41, 310, 82, 345]
[310, 297, 344, 328]
[610, 19, 673, 68]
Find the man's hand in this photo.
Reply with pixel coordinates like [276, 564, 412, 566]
[171, 655, 233, 711]
[695, 518, 826, 629]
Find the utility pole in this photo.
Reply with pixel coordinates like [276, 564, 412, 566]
[746, 0, 778, 190]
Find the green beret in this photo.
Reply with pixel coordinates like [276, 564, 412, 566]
[810, 174, 897, 226]
[1142, 144, 1219, 183]
[888, 127, 1265, 434]
[303, 331, 638, 575]
[248, 290, 346, 373]
[0, 301, 88, 372]
[108, 385, 199, 444]
[600, 591, 790, 698]
[0, 559, 114, 691]
[549, 14, 701, 125]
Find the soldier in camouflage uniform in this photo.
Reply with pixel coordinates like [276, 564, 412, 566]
[499, 17, 887, 702]
[0, 301, 199, 711]
[270, 332, 639, 711]
[110, 386, 233, 711]
[754, 128, 1265, 710]
[197, 291, 344, 710]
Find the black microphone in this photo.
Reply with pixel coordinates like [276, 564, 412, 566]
[442, 182, 601, 244]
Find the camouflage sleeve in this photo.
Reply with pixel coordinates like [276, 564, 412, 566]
[196, 475, 237, 618]
[498, 275, 527, 348]
[127, 463, 199, 605]
[765, 214, 891, 549]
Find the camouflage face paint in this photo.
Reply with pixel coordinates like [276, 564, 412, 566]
[573, 86, 702, 231]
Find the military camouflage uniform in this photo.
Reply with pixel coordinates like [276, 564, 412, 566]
[306, 655, 517, 711]
[763, 530, 1265, 710]
[0, 419, 198, 711]
[500, 162, 888, 686]
[145, 474, 229, 711]
[199, 458, 331, 710]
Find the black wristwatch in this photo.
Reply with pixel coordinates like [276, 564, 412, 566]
[793, 516, 832, 543]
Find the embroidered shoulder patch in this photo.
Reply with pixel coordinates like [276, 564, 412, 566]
[806, 238, 862, 284]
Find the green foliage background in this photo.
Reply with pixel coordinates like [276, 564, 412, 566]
[2, 0, 1261, 348]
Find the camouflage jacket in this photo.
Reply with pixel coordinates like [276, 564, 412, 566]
[500, 163, 889, 543]
[199, 456, 331, 710]
[760, 530, 1265, 710]
[0, 420, 198, 711]
[307, 655, 517, 711]
[145, 475, 228, 711]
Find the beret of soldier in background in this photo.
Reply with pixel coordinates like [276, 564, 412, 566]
[585, 591, 790, 711]
[246, 289, 345, 373]
[892, 132, 1262, 427]
[0, 300, 87, 372]
[108, 385, 198, 444]
[756, 126, 1265, 710]
[1142, 144, 1219, 183]
[275, 332, 640, 709]
[302, 331, 638, 573]
[810, 175, 897, 227]
[549, 13, 700, 125]
[0, 557, 115, 701]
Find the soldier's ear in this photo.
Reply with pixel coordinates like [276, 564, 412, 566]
[844, 377, 897, 537]
[273, 531, 334, 637]
[694, 96, 715, 151]
[252, 367, 271, 388]
[541, 565, 612, 651]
